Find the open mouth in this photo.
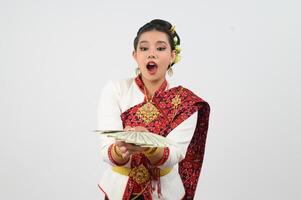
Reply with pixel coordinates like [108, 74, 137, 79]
[146, 61, 158, 74]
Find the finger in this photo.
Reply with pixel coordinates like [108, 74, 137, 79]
[118, 146, 128, 154]
[124, 126, 134, 131]
[133, 126, 148, 132]
[123, 143, 140, 151]
[124, 126, 131, 131]
[115, 140, 126, 147]
[122, 151, 131, 160]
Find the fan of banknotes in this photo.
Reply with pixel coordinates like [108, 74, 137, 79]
[95, 130, 174, 147]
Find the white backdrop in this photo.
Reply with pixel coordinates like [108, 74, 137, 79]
[0, 0, 300, 199]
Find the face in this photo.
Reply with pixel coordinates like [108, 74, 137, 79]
[133, 30, 176, 84]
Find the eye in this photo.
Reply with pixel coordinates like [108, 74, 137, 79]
[157, 47, 166, 51]
[139, 47, 148, 51]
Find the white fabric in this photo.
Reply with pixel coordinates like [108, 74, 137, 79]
[97, 78, 198, 200]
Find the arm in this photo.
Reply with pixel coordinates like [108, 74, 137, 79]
[146, 112, 198, 168]
[97, 81, 130, 166]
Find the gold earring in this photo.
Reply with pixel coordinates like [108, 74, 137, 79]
[135, 67, 140, 76]
[167, 66, 173, 77]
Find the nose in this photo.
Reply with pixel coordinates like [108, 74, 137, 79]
[147, 48, 157, 59]
[148, 54, 156, 59]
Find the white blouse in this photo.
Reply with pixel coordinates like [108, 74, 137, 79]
[97, 78, 198, 200]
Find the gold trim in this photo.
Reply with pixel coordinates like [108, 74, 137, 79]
[144, 147, 158, 157]
[112, 165, 172, 184]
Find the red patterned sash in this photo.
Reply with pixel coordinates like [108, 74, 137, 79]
[120, 76, 210, 200]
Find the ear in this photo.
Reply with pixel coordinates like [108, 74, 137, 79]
[132, 50, 138, 61]
[170, 49, 176, 63]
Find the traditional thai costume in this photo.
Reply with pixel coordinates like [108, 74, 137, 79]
[97, 75, 210, 200]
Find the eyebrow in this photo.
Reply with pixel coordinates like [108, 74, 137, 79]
[139, 40, 168, 45]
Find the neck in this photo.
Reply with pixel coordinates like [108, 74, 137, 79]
[141, 77, 166, 98]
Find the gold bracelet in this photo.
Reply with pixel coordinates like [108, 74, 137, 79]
[144, 147, 158, 157]
[143, 147, 152, 154]
[113, 144, 123, 159]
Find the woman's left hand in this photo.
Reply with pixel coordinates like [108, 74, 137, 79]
[124, 126, 149, 132]
[114, 126, 149, 159]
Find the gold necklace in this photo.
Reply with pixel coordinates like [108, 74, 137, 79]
[136, 87, 159, 124]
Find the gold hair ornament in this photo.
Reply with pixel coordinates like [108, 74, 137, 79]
[170, 26, 176, 34]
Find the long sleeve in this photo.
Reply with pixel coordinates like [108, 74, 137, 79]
[158, 112, 198, 168]
[97, 81, 125, 166]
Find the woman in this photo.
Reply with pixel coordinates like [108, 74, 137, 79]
[97, 19, 210, 200]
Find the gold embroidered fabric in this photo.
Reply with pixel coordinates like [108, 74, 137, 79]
[136, 101, 159, 124]
[172, 94, 181, 109]
[129, 164, 150, 184]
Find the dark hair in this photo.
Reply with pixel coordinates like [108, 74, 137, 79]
[133, 19, 181, 65]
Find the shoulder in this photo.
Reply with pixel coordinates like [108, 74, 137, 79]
[168, 85, 208, 103]
[182, 87, 207, 102]
[179, 86, 211, 115]
[101, 77, 135, 96]
[168, 85, 210, 111]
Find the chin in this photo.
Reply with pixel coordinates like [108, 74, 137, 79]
[142, 74, 165, 83]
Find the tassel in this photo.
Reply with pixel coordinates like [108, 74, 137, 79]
[157, 177, 162, 199]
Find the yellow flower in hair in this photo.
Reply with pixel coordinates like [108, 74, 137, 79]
[170, 26, 181, 64]
[175, 45, 181, 54]
[170, 26, 176, 34]
[173, 36, 178, 45]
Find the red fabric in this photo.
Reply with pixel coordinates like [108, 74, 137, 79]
[120, 76, 210, 200]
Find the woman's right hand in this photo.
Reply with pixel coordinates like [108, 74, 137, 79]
[114, 126, 149, 159]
